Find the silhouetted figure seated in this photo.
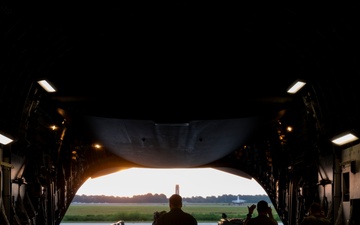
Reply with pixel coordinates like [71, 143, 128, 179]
[301, 202, 331, 225]
[156, 194, 197, 225]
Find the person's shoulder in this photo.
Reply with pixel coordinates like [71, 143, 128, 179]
[302, 215, 330, 225]
[316, 217, 331, 225]
[266, 217, 278, 225]
[184, 215, 197, 225]
[187, 213, 197, 220]
[184, 212, 197, 224]
[301, 216, 314, 225]
[303, 215, 316, 220]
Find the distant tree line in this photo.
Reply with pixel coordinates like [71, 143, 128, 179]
[72, 193, 271, 204]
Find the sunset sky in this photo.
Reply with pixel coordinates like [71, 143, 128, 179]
[76, 168, 267, 198]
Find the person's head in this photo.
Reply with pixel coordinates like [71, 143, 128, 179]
[309, 202, 322, 215]
[169, 194, 182, 209]
[256, 200, 269, 213]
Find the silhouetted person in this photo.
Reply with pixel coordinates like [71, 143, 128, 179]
[301, 202, 331, 225]
[245, 200, 277, 225]
[156, 194, 197, 225]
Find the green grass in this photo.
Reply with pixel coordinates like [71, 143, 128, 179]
[63, 203, 281, 222]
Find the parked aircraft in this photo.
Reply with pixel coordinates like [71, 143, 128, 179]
[231, 196, 246, 205]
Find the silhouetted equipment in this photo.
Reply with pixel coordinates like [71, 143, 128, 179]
[218, 213, 244, 225]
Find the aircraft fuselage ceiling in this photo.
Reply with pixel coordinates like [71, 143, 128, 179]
[2, 2, 360, 225]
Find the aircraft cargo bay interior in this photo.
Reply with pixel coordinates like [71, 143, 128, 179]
[1, 2, 360, 225]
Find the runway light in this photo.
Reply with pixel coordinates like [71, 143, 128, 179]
[0, 134, 13, 145]
[37, 80, 56, 92]
[331, 132, 359, 146]
[287, 80, 306, 94]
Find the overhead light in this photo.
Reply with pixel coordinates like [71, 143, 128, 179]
[0, 133, 13, 145]
[37, 80, 56, 93]
[287, 80, 306, 94]
[331, 132, 359, 146]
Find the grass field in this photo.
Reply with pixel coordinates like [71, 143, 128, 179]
[63, 203, 280, 222]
